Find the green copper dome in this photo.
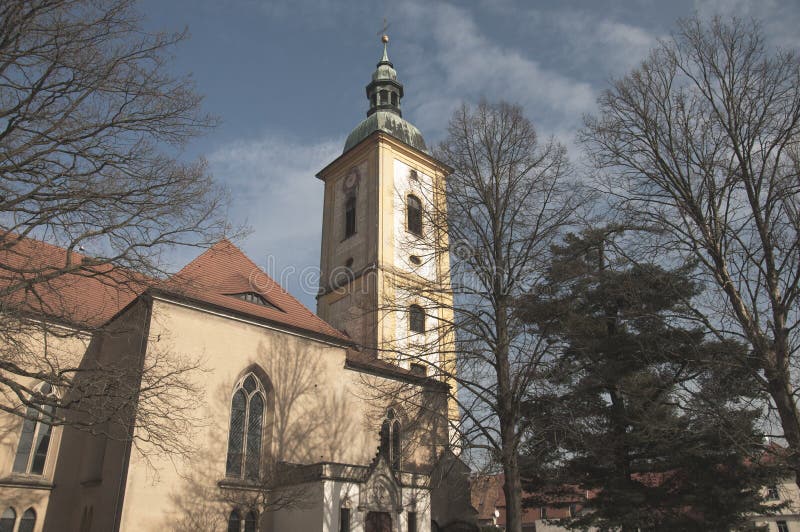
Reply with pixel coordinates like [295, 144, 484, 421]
[343, 111, 427, 153]
[343, 38, 427, 154]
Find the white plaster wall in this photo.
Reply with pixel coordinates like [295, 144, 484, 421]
[324, 480, 361, 532]
[323, 479, 431, 532]
[392, 159, 437, 282]
[391, 286, 441, 372]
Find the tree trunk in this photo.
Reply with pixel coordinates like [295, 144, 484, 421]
[501, 448, 523, 532]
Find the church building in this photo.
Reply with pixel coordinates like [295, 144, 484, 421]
[0, 37, 476, 532]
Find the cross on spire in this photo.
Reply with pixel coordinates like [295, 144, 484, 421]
[377, 17, 390, 41]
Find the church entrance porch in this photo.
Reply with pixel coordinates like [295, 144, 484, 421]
[366, 511, 392, 532]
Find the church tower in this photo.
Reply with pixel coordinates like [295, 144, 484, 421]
[316, 36, 457, 421]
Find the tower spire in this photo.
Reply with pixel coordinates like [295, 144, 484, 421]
[366, 33, 403, 117]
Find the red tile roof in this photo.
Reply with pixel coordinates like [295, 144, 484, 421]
[156, 239, 349, 342]
[0, 236, 145, 328]
[0, 236, 350, 343]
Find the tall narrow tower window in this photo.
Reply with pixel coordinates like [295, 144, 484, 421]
[407, 195, 422, 236]
[345, 195, 356, 238]
[409, 304, 425, 333]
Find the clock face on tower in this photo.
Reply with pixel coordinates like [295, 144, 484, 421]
[344, 167, 360, 191]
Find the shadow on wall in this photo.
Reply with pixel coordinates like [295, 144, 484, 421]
[163, 335, 360, 531]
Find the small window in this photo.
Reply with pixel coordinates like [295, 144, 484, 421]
[230, 292, 280, 310]
[244, 511, 257, 532]
[345, 195, 356, 238]
[18, 509, 35, 532]
[409, 363, 426, 376]
[391, 92, 398, 106]
[540, 507, 547, 519]
[407, 195, 422, 236]
[778, 521, 789, 532]
[408, 511, 417, 532]
[391, 419, 401, 470]
[409, 255, 421, 266]
[0, 508, 15, 532]
[379, 409, 401, 471]
[380, 91, 388, 104]
[409, 305, 425, 333]
[340, 508, 351, 532]
[569, 503, 577, 517]
[409, 169, 419, 180]
[227, 510, 241, 532]
[79, 506, 94, 532]
[767, 484, 780, 500]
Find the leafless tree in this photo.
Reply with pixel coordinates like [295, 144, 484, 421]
[582, 15, 800, 486]
[0, 0, 231, 455]
[376, 101, 582, 532]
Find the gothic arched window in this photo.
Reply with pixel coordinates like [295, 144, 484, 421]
[409, 305, 425, 334]
[345, 195, 356, 238]
[13, 382, 56, 476]
[244, 511, 258, 532]
[407, 195, 422, 236]
[226, 374, 266, 480]
[227, 510, 241, 532]
[18, 509, 35, 532]
[0, 508, 15, 532]
[380, 409, 402, 471]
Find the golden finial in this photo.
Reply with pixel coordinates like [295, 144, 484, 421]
[382, 34, 389, 43]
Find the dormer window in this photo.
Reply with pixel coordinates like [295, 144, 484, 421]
[229, 292, 279, 310]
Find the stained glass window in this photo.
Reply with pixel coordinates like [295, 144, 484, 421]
[13, 383, 56, 476]
[227, 510, 241, 532]
[226, 373, 267, 481]
[0, 508, 15, 532]
[18, 509, 35, 532]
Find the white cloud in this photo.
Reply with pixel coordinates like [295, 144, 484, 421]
[392, 3, 595, 136]
[209, 133, 342, 307]
[694, 0, 800, 48]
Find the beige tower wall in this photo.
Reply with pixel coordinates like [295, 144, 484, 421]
[317, 132, 459, 428]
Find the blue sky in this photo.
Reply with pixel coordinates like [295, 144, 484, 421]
[139, 0, 800, 309]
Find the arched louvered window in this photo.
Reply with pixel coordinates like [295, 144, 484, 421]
[0, 508, 15, 532]
[227, 510, 241, 532]
[345, 195, 356, 238]
[409, 305, 425, 334]
[244, 511, 258, 532]
[226, 374, 266, 480]
[18, 508, 35, 532]
[407, 195, 422, 236]
[13, 382, 56, 475]
[379, 409, 402, 471]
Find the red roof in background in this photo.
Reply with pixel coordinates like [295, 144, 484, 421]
[0, 236, 145, 328]
[0, 236, 350, 343]
[471, 474, 588, 526]
[159, 239, 349, 342]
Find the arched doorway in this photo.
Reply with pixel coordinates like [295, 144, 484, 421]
[365, 511, 391, 532]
